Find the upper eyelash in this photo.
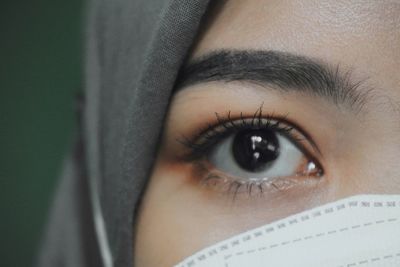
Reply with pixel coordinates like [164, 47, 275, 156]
[176, 104, 317, 162]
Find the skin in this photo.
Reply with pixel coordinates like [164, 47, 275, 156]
[134, 1, 400, 266]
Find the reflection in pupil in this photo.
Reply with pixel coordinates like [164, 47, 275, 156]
[232, 129, 280, 172]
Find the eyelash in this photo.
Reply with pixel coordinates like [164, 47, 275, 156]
[176, 104, 322, 197]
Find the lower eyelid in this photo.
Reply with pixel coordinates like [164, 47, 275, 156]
[191, 161, 323, 198]
[202, 173, 300, 196]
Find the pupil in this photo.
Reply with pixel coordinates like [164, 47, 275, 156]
[232, 129, 280, 172]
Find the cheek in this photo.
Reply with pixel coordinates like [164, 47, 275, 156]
[134, 155, 400, 267]
[134, 163, 221, 267]
[134, 160, 332, 266]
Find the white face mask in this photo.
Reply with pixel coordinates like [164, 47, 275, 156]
[174, 195, 400, 267]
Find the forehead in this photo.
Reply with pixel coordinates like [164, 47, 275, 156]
[192, 0, 400, 96]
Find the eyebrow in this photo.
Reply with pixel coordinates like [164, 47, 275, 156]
[175, 50, 371, 113]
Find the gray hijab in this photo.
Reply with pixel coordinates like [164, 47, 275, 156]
[38, 1, 211, 266]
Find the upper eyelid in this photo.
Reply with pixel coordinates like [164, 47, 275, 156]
[212, 115, 322, 159]
[176, 107, 323, 162]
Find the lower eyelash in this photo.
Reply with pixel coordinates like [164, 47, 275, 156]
[200, 172, 300, 199]
[193, 161, 301, 199]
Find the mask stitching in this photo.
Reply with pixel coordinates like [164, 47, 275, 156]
[223, 217, 398, 261]
[177, 196, 400, 267]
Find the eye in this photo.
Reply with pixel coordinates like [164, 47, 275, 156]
[177, 106, 324, 195]
[210, 128, 315, 180]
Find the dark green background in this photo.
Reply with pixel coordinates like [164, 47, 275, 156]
[0, 1, 83, 266]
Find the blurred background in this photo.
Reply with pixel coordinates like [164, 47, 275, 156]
[0, 0, 83, 266]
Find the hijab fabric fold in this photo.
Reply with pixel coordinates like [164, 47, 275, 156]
[38, 1, 211, 266]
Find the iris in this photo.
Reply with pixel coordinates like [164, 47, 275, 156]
[232, 129, 280, 172]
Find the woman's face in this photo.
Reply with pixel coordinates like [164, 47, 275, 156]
[134, 1, 400, 266]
